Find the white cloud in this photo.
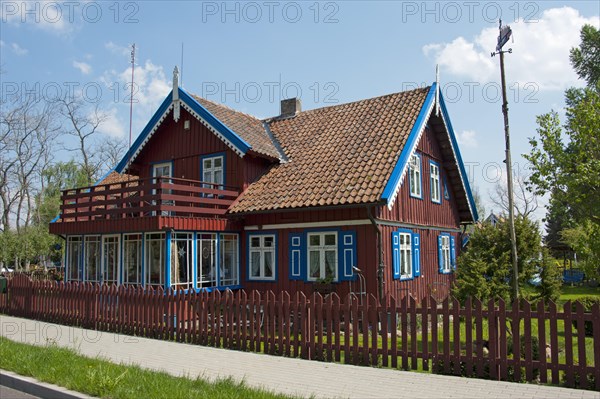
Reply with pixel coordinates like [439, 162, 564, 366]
[73, 60, 92, 75]
[99, 108, 126, 138]
[1, 0, 71, 33]
[423, 7, 600, 90]
[457, 130, 478, 148]
[105, 41, 132, 57]
[10, 42, 28, 56]
[101, 60, 171, 134]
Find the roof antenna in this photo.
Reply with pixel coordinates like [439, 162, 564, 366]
[180, 42, 184, 88]
[435, 64, 440, 116]
[127, 43, 136, 171]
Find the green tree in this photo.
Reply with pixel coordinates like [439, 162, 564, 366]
[569, 24, 600, 89]
[560, 220, 600, 281]
[453, 216, 547, 303]
[536, 248, 562, 303]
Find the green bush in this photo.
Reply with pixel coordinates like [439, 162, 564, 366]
[571, 296, 600, 336]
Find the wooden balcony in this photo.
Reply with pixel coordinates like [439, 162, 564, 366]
[50, 177, 241, 235]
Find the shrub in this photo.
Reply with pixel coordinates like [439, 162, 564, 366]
[571, 296, 600, 336]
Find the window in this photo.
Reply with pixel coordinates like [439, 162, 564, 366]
[399, 232, 412, 278]
[430, 161, 441, 203]
[439, 234, 451, 273]
[66, 236, 82, 282]
[152, 162, 173, 216]
[220, 234, 239, 286]
[197, 233, 217, 288]
[102, 235, 120, 284]
[443, 176, 450, 200]
[409, 154, 422, 198]
[145, 233, 165, 287]
[392, 230, 421, 280]
[84, 236, 101, 282]
[202, 155, 224, 188]
[123, 234, 142, 285]
[249, 234, 276, 281]
[307, 232, 337, 281]
[171, 233, 193, 290]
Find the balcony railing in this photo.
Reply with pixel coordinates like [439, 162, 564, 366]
[58, 177, 239, 222]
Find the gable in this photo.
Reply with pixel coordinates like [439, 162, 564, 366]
[115, 88, 278, 174]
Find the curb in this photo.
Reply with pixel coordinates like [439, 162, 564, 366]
[0, 369, 95, 399]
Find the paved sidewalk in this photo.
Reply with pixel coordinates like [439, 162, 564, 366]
[1, 315, 598, 399]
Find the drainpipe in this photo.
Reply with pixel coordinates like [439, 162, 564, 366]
[367, 205, 384, 302]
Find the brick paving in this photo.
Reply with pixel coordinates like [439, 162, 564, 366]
[1, 315, 598, 399]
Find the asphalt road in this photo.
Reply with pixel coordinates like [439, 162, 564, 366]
[0, 385, 40, 399]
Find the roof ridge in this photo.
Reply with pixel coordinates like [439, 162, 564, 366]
[191, 94, 263, 123]
[264, 86, 432, 121]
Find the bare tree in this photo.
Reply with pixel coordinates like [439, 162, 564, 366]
[490, 172, 539, 219]
[98, 135, 128, 174]
[0, 96, 59, 231]
[58, 96, 108, 184]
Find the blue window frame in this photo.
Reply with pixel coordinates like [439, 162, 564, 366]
[430, 160, 441, 204]
[247, 232, 277, 282]
[409, 153, 422, 199]
[438, 233, 456, 274]
[200, 152, 226, 188]
[287, 229, 357, 283]
[392, 229, 421, 280]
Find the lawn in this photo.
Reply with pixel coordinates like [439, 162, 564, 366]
[0, 337, 297, 399]
[559, 285, 600, 302]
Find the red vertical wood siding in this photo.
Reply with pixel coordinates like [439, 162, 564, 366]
[240, 224, 377, 299]
[132, 107, 273, 190]
[379, 127, 461, 229]
[379, 224, 457, 301]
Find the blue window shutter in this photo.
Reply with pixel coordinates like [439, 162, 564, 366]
[438, 235, 444, 273]
[450, 235, 456, 270]
[392, 231, 400, 280]
[413, 233, 421, 277]
[289, 233, 304, 281]
[339, 231, 357, 281]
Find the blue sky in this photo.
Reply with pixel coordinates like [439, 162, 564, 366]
[1, 1, 599, 220]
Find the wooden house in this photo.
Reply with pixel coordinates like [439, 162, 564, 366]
[50, 69, 478, 302]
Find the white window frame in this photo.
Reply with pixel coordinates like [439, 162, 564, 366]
[145, 232, 166, 287]
[307, 232, 338, 282]
[152, 162, 173, 216]
[197, 233, 217, 288]
[409, 153, 422, 198]
[84, 235, 101, 283]
[202, 155, 224, 188]
[102, 234, 120, 284]
[249, 234, 276, 281]
[170, 232, 194, 290]
[219, 233, 239, 286]
[66, 236, 82, 282]
[441, 235, 451, 273]
[399, 232, 413, 279]
[123, 233, 142, 285]
[430, 161, 441, 203]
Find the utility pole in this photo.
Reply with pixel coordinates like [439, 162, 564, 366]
[491, 20, 519, 302]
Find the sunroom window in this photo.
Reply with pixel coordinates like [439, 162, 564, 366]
[171, 233, 193, 290]
[123, 234, 142, 285]
[84, 235, 101, 282]
[145, 232, 165, 287]
[220, 233, 239, 286]
[66, 236, 82, 282]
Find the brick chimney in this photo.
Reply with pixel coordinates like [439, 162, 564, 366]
[280, 98, 301, 118]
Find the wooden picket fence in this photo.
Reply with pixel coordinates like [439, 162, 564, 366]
[0, 274, 598, 391]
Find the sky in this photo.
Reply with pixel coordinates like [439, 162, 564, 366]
[1, 0, 599, 221]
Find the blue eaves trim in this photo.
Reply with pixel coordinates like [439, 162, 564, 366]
[381, 84, 437, 203]
[115, 91, 174, 173]
[179, 88, 252, 154]
[439, 92, 479, 222]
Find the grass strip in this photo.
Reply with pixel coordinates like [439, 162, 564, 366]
[0, 337, 298, 399]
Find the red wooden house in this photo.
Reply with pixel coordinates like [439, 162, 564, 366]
[49, 69, 478, 302]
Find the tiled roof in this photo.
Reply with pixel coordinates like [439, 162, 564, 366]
[98, 171, 138, 186]
[192, 96, 283, 160]
[229, 87, 431, 213]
